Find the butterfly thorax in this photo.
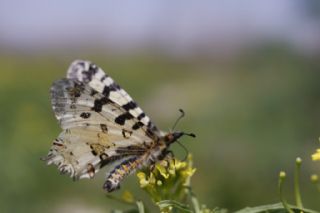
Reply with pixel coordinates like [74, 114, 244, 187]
[142, 131, 184, 162]
[163, 131, 184, 146]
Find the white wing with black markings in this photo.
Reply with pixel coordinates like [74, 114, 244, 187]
[43, 60, 164, 180]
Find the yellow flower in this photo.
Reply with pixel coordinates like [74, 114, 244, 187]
[312, 149, 320, 161]
[137, 172, 149, 188]
[156, 163, 170, 179]
[136, 155, 197, 202]
[137, 171, 158, 189]
[134, 155, 208, 212]
[148, 172, 156, 185]
[173, 160, 187, 170]
[181, 167, 196, 179]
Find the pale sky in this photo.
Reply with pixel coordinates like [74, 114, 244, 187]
[0, 0, 319, 53]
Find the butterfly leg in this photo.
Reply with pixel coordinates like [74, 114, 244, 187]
[148, 149, 174, 172]
[164, 150, 174, 159]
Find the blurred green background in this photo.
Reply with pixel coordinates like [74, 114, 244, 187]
[1, 1, 320, 212]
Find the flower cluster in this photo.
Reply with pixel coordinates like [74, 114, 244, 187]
[136, 155, 196, 203]
[108, 155, 218, 213]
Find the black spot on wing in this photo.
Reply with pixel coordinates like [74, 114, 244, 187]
[122, 101, 137, 111]
[110, 83, 120, 90]
[137, 113, 145, 120]
[91, 97, 111, 113]
[79, 62, 99, 83]
[67, 82, 84, 98]
[100, 124, 108, 133]
[145, 121, 158, 138]
[122, 129, 133, 138]
[132, 121, 144, 130]
[85, 63, 99, 82]
[102, 86, 111, 97]
[100, 153, 108, 160]
[146, 128, 155, 138]
[91, 150, 98, 156]
[101, 75, 107, 82]
[101, 82, 120, 97]
[90, 89, 98, 96]
[115, 112, 134, 125]
[91, 82, 121, 113]
[80, 112, 91, 119]
[147, 121, 158, 132]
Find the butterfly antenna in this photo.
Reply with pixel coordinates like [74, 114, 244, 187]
[177, 140, 189, 161]
[172, 109, 185, 131]
[183, 132, 196, 138]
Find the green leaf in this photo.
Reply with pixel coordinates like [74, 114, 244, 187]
[235, 202, 320, 213]
[157, 200, 193, 213]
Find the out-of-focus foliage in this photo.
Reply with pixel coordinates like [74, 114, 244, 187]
[0, 45, 320, 212]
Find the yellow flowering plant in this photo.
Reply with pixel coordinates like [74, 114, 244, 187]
[108, 147, 320, 213]
[108, 155, 221, 213]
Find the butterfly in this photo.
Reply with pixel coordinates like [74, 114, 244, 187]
[42, 60, 195, 192]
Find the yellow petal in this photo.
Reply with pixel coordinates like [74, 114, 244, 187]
[137, 172, 149, 188]
[149, 172, 156, 185]
[139, 179, 149, 188]
[137, 172, 146, 180]
[156, 164, 170, 179]
[181, 168, 196, 178]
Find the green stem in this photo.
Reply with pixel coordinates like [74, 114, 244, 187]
[294, 158, 303, 208]
[278, 171, 294, 213]
[190, 195, 201, 213]
[184, 186, 200, 213]
[183, 155, 200, 213]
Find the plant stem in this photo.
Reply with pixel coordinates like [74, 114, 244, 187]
[294, 158, 303, 208]
[136, 201, 145, 213]
[278, 171, 294, 213]
[190, 194, 201, 213]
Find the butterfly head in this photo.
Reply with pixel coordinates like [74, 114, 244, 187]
[164, 131, 196, 145]
[165, 109, 196, 145]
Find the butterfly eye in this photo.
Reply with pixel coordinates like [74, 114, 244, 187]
[164, 134, 174, 143]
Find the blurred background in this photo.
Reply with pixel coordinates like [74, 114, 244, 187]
[1, 0, 320, 212]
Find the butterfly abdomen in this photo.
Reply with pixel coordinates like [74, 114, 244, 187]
[104, 156, 143, 192]
[104, 141, 168, 192]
